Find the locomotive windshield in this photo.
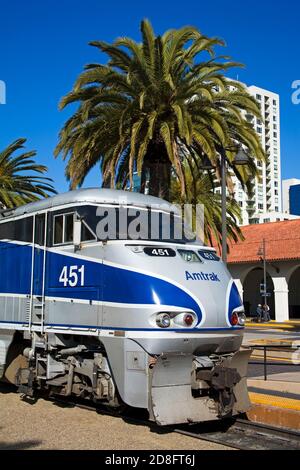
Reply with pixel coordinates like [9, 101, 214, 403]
[77, 205, 202, 244]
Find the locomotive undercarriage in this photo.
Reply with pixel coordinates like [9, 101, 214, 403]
[2, 331, 251, 425]
[4, 332, 119, 407]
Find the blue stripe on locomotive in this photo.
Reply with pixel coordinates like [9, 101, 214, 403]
[228, 282, 243, 323]
[0, 241, 242, 326]
[0, 241, 203, 321]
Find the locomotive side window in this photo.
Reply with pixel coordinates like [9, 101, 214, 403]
[65, 214, 74, 243]
[0, 221, 15, 240]
[54, 215, 64, 244]
[35, 214, 46, 246]
[53, 213, 74, 245]
[0, 217, 33, 243]
[81, 220, 96, 242]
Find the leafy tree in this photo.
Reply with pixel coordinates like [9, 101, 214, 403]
[0, 138, 56, 208]
[55, 19, 264, 201]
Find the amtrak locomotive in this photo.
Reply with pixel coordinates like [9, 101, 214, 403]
[0, 189, 251, 425]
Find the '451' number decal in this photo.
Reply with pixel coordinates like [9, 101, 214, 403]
[59, 265, 85, 287]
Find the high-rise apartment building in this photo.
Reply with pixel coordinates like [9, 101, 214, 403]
[282, 178, 300, 215]
[232, 84, 282, 225]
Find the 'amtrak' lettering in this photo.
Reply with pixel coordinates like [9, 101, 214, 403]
[185, 271, 220, 282]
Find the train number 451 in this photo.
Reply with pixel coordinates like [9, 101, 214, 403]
[59, 265, 85, 287]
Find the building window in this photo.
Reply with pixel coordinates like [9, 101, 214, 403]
[273, 116, 277, 122]
[257, 119, 262, 125]
[264, 218, 270, 223]
[257, 127, 262, 134]
[256, 94, 262, 101]
[239, 201, 243, 207]
[258, 203, 264, 210]
[275, 190, 278, 195]
[274, 181, 278, 187]
[275, 206, 279, 212]
[273, 99, 277, 106]
[273, 132, 277, 138]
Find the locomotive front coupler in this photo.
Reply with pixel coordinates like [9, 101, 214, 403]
[195, 365, 241, 392]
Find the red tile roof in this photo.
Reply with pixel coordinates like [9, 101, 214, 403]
[216, 219, 300, 264]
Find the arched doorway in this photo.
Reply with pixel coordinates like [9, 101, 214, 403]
[243, 268, 275, 319]
[289, 267, 300, 319]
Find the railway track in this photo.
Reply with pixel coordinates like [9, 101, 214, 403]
[174, 418, 300, 450]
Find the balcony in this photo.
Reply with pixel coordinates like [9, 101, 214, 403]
[247, 199, 256, 206]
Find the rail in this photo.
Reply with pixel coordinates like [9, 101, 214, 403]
[248, 344, 300, 381]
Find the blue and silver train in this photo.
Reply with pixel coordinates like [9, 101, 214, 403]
[0, 189, 251, 425]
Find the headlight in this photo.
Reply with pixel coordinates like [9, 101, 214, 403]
[177, 249, 202, 263]
[172, 311, 197, 328]
[237, 312, 246, 326]
[184, 313, 195, 326]
[155, 311, 197, 328]
[230, 308, 246, 327]
[156, 313, 171, 328]
[230, 311, 239, 326]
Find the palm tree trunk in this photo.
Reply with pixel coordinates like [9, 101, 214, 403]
[140, 141, 171, 200]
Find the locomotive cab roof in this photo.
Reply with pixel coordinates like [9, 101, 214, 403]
[0, 188, 180, 220]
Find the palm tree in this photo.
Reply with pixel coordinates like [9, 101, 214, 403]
[0, 138, 56, 208]
[55, 19, 264, 200]
[170, 160, 243, 249]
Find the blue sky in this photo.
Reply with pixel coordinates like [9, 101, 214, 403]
[0, 0, 299, 192]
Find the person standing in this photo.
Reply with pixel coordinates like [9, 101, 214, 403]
[256, 304, 263, 322]
[263, 304, 270, 322]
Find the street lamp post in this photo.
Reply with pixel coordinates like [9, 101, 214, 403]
[220, 148, 228, 264]
[257, 238, 268, 307]
[220, 146, 250, 264]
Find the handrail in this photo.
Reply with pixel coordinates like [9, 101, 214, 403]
[248, 344, 300, 381]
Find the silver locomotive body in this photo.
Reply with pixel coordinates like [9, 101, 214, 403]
[0, 189, 251, 425]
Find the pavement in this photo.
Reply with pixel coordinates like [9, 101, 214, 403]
[243, 323, 300, 430]
[0, 384, 230, 450]
[245, 319, 300, 332]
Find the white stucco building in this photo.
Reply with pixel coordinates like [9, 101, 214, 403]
[216, 219, 300, 322]
[252, 211, 299, 224]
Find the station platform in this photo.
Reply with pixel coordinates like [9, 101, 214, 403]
[245, 319, 300, 332]
[247, 379, 300, 430]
